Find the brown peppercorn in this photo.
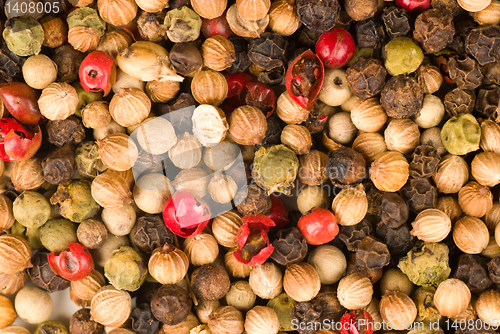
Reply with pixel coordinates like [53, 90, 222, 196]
[52, 44, 86, 83]
[248, 33, 287, 71]
[447, 55, 483, 90]
[416, 64, 444, 94]
[410, 145, 440, 179]
[28, 250, 70, 293]
[77, 219, 108, 250]
[381, 6, 411, 39]
[477, 85, 500, 119]
[346, 57, 387, 100]
[70, 308, 105, 334]
[345, 254, 382, 284]
[413, 8, 455, 54]
[453, 254, 492, 294]
[137, 11, 166, 43]
[380, 75, 424, 119]
[46, 116, 86, 147]
[270, 227, 308, 266]
[298, 150, 328, 186]
[235, 184, 272, 216]
[130, 215, 174, 254]
[488, 256, 500, 284]
[482, 61, 500, 86]
[465, 25, 500, 66]
[345, 0, 377, 21]
[42, 144, 76, 185]
[292, 302, 321, 334]
[295, 0, 340, 34]
[40, 16, 67, 48]
[326, 147, 366, 187]
[378, 193, 409, 228]
[376, 221, 415, 258]
[10, 158, 45, 192]
[356, 235, 391, 269]
[400, 178, 438, 213]
[354, 19, 386, 50]
[191, 264, 231, 301]
[169, 42, 203, 77]
[338, 217, 374, 252]
[151, 284, 192, 326]
[444, 88, 476, 116]
[226, 36, 252, 74]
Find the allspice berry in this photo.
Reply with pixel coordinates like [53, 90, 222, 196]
[151, 284, 192, 326]
[191, 264, 231, 301]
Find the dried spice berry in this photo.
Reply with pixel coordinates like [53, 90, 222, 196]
[151, 284, 192, 325]
[378, 193, 409, 229]
[326, 147, 367, 188]
[70, 308, 104, 334]
[413, 8, 455, 54]
[346, 57, 387, 99]
[296, 0, 340, 34]
[50, 180, 100, 223]
[488, 257, 500, 284]
[226, 36, 251, 74]
[338, 217, 374, 252]
[355, 19, 386, 50]
[270, 227, 308, 266]
[443, 88, 476, 116]
[482, 62, 500, 86]
[130, 215, 175, 254]
[235, 184, 272, 216]
[453, 254, 492, 294]
[313, 287, 346, 322]
[28, 250, 71, 293]
[400, 178, 438, 213]
[356, 235, 390, 269]
[137, 11, 166, 42]
[254, 64, 287, 86]
[0, 43, 25, 82]
[380, 75, 424, 118]
[46, 116, 86, 148]
[256, 116, 283, 148]
[476, 85, 500, 120]
[447, 55, 483, 90]
[52, 45, 86, 83]
[292, 302, 322, 334]
[131, 303, 160, 334]
[465, 25, 500, 66]
[376, 222, 415, 258]
[169, 42, 203, 77]
[248, 33, 287, 71]
[410, 145, 440, 179]
[302, 105, 327, 134]
[42, 144, 76, 185]
[381, 6, 411, 39]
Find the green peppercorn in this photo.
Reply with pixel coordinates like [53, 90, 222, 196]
[383, 37, 424, 76]
[164, 6, 202, 43]
[13, 191, 51, 229]
[11, 221, 43, 250]
[441, 113, 481, 155]
[66, 7, 106, 37]
[39, 219, 78, 253]
[2, 17, 44, 57]
[50, 180, 100, 223]
[104, 246, 148, 292]
[34, 321, 69, 334]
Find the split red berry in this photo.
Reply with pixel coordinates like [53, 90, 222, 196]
[234, 214, 275, 266]
[48, 243, 94, 281]
[0, 118, 42, 162]
[340, 310, 374, 334]
[79, 51, 116, 97]
[0, 82, 44, 125]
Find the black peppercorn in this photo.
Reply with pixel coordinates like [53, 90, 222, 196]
[476, 85, 500, 120]
[488, 256, 500, 284]
[235, 184, 272, 216]
[356, 235, 391, 269]
[447, 55, 483, 90]
[413, 8, 455, 54]
[28, 250, 71, 293]
[137, 11, 166, 42]
[130, 215, 175, 254]
[346, 57, 387, 99]
[251, 63, 287, 86]
[151, 284, 192, 326]
[0, 42, 25, 82]
[248, 33, 287, 72]
[355, 19, 386, 50]
[302, 104, 327, 134]
[453, 254, 492, 294]
[378, 193, 409, 229]
[326, 147, 367, 187]
[42, 144, 76, 185]
[136, 282, 162, 306]
[270, 227, 308, 266]
[376, 222, 415, 258]
[465, 25, 500, 66]
[346, 253, 383, 283]
[292, 302, 322, 334]
[296, 0, 340, 34]
[226, 36, 251, 74]
[381, 6, 411, 39]
[169, 42, 203, 76]
[52, 44, 85, 83]
[191, 264, 230, 301]
[399, 178, 438, 213]
[46, 116, 86, 148]
[431, 0, 464, 16]
[380, 75, 424, 119]
[297, 28, 320, 49]
[482, 61, 500, 86]
[69, 309, 104, 334]
[255, 116, 283, 149]
[312, 286, 346, 322]
[444, 88, 476, 116]
[410, 145, 440, 179]
[338, 217, 374, 251]
[131, 303, 160, 334]
[334, 11, 353, 31]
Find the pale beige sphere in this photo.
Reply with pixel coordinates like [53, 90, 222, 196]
[22, 55, 58, 89]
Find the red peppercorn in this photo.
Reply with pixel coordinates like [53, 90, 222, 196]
[266, 194, 290, 229]
[48, 243, 94, 281]
[0, 118, 42, 162]
[234, 214, 275, 266]
[316, 28, 355, 69]
[79, 51, 116, 97]
[201, 13, 231, 39]
[297, 208, 339, 245]
[340, 310, 374, 334]
[395, 0, 430, 13]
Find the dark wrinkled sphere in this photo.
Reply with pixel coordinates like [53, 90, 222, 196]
[312, 287, 346, 322]
[356, 235, 391, 269]
[191, 264, 230, 301]
[355, 19, 386, 50]
[376, 222, 415, 258]
[256, 116, 283, 149]
[381, 6, 411, 38]
[378, 193, 409, 228]
[0, 43, 25, 82]
[42, 144, 76, 185]
[69, 308, 104, 334]
[413, 8, 455, 54]
[488, 256, 500, 284]
[52, 44, 85, 83]
[28, 250, 70, 292]
[297, 28, 320, 49]
[399, 178, 438, 213]
[235, 184, 272, 216]
[447, 56, 483, 90]
[476, 85, 500, 120]
[431, 0, 464, 16]
[254, 64, 286, 86]
[293, 302, 322, 334]
[169, 42, 203, 76]
[302, 105, 327, 134]
[410, 145, 440, 179]
[248, 33, 287, 71]
[380, 75, 424, 118]
[296, 0, 340, 34]
[270, 227, 308, 266]
[326, 147, 367, 187]
[338, 218, 374, 251]
[156, 93, 196, 133]
[444, 88, 476, 116]
[46, 116, 86, 148]
[131, 303, 160, 334]
[136, 282, 162, 306]
[466, 25, 500, 66]
[130, 215, 175, 254]
[346, 253, 383, 283]
[482, 62, 500, 86]
[346, 57, 387, 99]
[453, 254, 492, 294]
[151, 284, 192, 325]
[226, 36, 251, 74]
